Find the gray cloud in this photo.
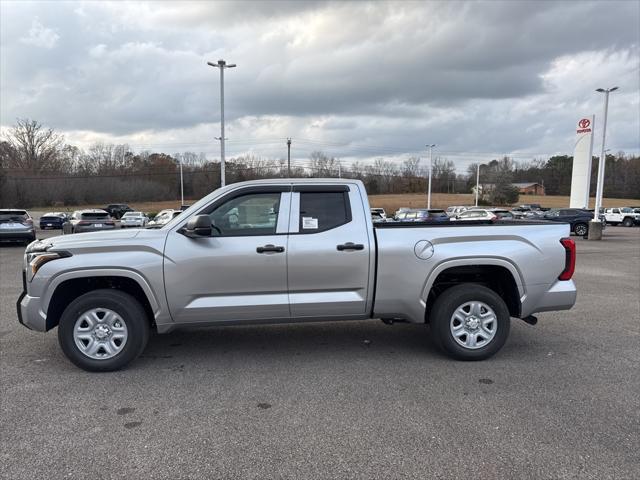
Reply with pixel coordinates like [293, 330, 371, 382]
[1, 0, 638, 169]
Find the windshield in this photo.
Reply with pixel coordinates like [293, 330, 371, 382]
[123, 212, 142, 218]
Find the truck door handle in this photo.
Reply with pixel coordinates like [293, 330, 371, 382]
[256, 244, 285, 254]
[337, 242, 364, 251]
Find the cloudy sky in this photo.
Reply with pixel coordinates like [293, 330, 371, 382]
[1, 0, 639, 172]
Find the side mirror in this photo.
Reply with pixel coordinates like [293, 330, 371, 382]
[181, 214, 213, 238]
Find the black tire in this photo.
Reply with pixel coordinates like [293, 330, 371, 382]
[573, 223, 588, 236]
[430, 284, 510, 361]
[623, 217, 634, 227]
[58, 289, 150, 372]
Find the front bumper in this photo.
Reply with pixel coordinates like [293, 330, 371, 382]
[17, 269, 48, 332]
[17, 293, 48, 331]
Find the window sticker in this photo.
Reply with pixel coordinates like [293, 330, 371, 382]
[302, 217, 319, 229]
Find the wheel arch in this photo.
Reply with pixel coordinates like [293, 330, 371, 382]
[43, 270, 159, 331]
[423, 259, 523, 322]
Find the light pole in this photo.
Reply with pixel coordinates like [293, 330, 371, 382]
[589, 86, 618, 239]
[207, 59, 236, 187]
[426, 144, 436, 209]
[179, 156, 184, 206]
[475, 163, 480, 207]
[287, 138, 291, 177]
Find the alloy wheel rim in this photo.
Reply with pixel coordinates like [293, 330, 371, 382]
[73, 308, 128, 360]
[450, 301, 497, 350]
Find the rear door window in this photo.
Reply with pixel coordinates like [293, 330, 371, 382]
[299, 192, 351, 233]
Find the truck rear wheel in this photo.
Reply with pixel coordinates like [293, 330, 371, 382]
[430, 284, 510, 361]
[58, 289, 150, 372]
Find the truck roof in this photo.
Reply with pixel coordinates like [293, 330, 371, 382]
[228, 178, 360, 186]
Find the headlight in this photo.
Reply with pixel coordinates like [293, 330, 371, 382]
[25, 247, 71, 281]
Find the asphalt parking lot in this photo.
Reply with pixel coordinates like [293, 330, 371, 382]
[1, 227, 639, 479]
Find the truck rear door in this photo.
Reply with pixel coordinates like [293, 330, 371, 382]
[286, 185, 372, 317]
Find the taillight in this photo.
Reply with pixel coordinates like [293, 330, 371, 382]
[559, 238, 576, 281]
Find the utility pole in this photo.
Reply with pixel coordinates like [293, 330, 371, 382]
[287, 138, 291, 177]
[207, 59, 236, 187]
[589, 86, 618, 239]
[426, 144, 436, 209]
[475, 163, 480, 207]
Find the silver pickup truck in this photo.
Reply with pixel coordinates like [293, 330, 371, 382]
[18, 179, 577, 371]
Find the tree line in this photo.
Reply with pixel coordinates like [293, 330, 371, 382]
[1, 119, 638, 208]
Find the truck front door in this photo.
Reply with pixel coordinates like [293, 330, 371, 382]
[164, 187, 291, 324]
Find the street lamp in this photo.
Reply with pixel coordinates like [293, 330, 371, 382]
[475, 163, 480, 207]
[207, 59, 236, 187]
[589, 86, 618, 239]
[426, 144, 436, 209]
[178, 155, 184, 206]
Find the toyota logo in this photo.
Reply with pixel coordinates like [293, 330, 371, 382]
[578, 118, 591, 129]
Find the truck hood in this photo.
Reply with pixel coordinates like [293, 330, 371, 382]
[43, 228, 167, 253]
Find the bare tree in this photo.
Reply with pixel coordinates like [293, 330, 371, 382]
[2, 119, 65, 172]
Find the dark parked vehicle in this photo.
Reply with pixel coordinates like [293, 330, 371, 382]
[103, 204, 133, 219]
[542, 208, 603, 236]
[0, 209, 36, 245]
[39, 212, 68, 230]
[64, 210, 116, 234]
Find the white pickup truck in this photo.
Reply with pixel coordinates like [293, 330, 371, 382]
[18, 179, 577, 371]
[603, 207, 640, 227]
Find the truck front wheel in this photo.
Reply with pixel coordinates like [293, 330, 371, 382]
[57, 289, 150, 372]
[623, 217, 634, 227]
[430, 284, 510, 361]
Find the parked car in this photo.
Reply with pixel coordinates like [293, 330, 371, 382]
[451, 209, 497, 222]
[371, 211, 386, 223]
[120, 211, 149, 228]
[39, 212, 69, 230]
[445, 206, 468, 217]
[603, 207, 640, 227]
[147, 209, 182, 228]
[17, 178, 577, 371]
[393, 207, 412, 219]
[541, 208, 602, 236]
[0, 209, 36, 245]
[370, 208, 387, 222]
[520, 203, 542, 210]
[65, 210, 116, 234]
[103, 204, 133, 219]
[396, 209, 450, 223]
[523, 210, 546, 219]
[510, 207, 530, 219]
[487, 209, 515, 220]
